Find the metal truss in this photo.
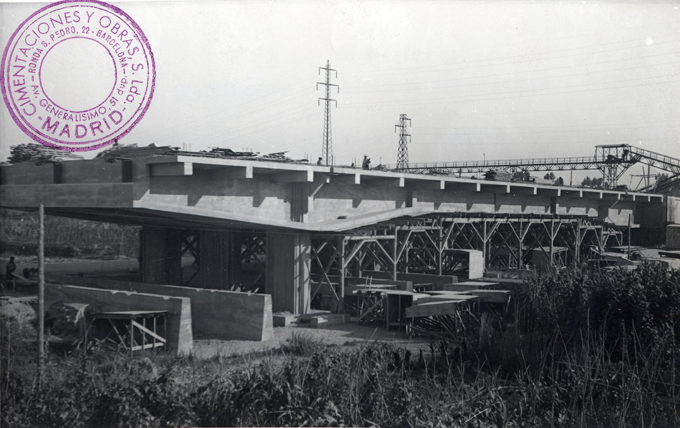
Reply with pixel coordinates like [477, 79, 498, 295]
[396, 156, 602, 176]
[391, 144, 680, 190]
[310, 233, 398, 308]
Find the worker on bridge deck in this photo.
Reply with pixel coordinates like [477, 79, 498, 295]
[362, 155, 371, 170]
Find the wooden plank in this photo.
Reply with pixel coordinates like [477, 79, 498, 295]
[131, 320, 167, 343]
[424, 290, 473, 295]
[380, 290, 419, 296]
[404, 301, 467, 318]
[357, 295, 384, 322]
[408, 293, 432, 300]
[413, 296, 477, 305]
[462, 289, 511, 303]
[96, 310, 168, 318]
[348, 284, 396, 290]
[352, 288, 393, 294]
[131, 343, 165, 351]
[107, 319, 128, 350]
[442, 284, 493, 292]
[450, 281, 498, 287]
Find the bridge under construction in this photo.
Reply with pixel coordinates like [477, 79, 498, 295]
[1, 143, 677, 317]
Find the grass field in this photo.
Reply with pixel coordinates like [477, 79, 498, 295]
[2, 263, 680, 427]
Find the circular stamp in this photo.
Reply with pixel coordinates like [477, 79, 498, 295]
[1, 0, 155, 152]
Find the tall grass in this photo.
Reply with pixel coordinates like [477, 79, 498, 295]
[2, 263, 679, 427]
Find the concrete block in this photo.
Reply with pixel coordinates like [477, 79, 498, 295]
[446, 249, 484, 279]
[80, 279, 273, 341]
[273, 313, 298, 327]
[0, 183, 133, 208]
[61, 159, 126, 183]
[0, 163, 56, 185]
[45, 283, 192, 355]
[405, 301, 466, 318]
[667, 225, 680, 250]
[668, 197, 680, 225]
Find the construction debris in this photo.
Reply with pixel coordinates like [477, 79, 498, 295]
[6, 143, 83, 164]
[96, 143, 178, 159]
[95, 143, 307, 164]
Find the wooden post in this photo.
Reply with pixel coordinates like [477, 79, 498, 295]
[575, 219, 582, 265]
[339, 237, 346, 314]
[437, 227, 443, 276]
[392, 234, 398, 280]
[38, 204, 45, 380]
[482, 221, 488, 269]
[627, 214, 632, 258]
[549, 218, 555, 267]
[517, 220, 523, 270]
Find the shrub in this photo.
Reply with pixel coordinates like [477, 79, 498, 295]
[515, 263, 680, 358]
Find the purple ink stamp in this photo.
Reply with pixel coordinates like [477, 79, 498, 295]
[1, 0, 155, 152]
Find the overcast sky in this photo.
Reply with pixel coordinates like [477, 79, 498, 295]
[2, 0, 679, 185]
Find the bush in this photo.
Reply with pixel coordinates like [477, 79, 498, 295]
[515, 263, 680, 356]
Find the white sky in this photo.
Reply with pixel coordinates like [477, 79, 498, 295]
[1, 0, 679, 185]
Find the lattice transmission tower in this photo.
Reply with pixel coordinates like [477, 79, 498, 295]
[395, 114, 411, 169]
[317, 60, 339, 166]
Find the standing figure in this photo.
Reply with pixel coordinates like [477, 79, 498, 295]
[362, 155, 371, 170]
[5, 256, 16, 291]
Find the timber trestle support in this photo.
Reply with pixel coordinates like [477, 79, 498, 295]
[308, 214, 628, 310]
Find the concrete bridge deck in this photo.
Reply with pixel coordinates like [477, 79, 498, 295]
[0, 154, 662, 231]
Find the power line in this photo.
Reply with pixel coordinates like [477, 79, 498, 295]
[317, 60, 339, 166]
[395, 114, 411, 169]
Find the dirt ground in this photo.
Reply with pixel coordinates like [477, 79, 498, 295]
[1, 256, 437, 359]
[1, 295, 435, 360]
[193, 322, 435, 359]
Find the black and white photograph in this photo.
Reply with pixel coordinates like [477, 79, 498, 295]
[2, 0, 680, 426]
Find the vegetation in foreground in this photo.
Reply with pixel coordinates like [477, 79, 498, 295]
[0, 209, 139, 259]
[2, 263, 680, 427]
